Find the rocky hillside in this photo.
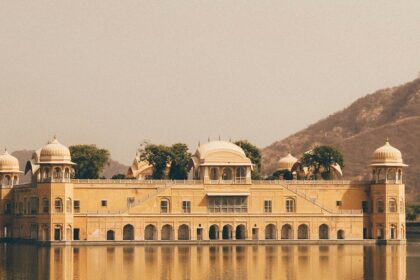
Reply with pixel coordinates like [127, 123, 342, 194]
[11, 150, 129, 183]
[262, 77, 420, 201]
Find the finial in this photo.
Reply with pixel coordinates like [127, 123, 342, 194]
[208, 136, 210, 142]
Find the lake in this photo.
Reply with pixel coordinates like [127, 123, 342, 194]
[1, 237, 419, 279]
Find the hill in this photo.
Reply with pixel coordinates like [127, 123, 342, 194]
[11, 150, 129, 182]
[262, 77, 420, 201]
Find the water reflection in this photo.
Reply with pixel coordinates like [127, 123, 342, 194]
[0, 243, 415, 279]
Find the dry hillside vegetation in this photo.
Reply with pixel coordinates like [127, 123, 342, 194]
[262, 77, 420, 201]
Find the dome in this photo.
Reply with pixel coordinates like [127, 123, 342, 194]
[278, 153, 298, 171]
[0, 150, 21, 173]
[194, 140, 252, 166]
[39, 137, 75, 165]
[371, 140, 407, 167]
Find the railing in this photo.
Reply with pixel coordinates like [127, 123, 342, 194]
[71, 179, 202, 185]
[252, 180, 371, 185]
[39, 178, 72, 183]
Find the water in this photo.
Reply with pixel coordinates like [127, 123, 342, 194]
[1, 238, 419, 279]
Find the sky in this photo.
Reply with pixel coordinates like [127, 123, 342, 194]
[0, 1, 419, 164]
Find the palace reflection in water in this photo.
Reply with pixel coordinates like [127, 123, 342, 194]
[0, 244, 411, 280]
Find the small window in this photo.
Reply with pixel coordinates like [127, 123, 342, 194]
[55, 198, 63, 213]
[74, 200, 80, 213]
[127, 197, 135, 208]
[362, 201, 368, 213]
[264, 200, 272, 213]
[4, 202, 12, 215]
[43, 198, 49, 213]
[160, 200, 169, 213]
[389, 199, 397, 213]
[182, 201, 191, 213]
[336, 201, 342, 207]
[377, 199, 384, 213]
[101, 200, 108, 207]
[210, 168, 219, 181]
[285, 198, 295, 213]
[66, 198, 72, 213]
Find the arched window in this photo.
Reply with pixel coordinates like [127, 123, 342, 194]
[265, 224, 277, 240]
[42, 198, 49, 213]
[66, 198, 72, 213]
[107, 230, 115, 240]
[160, 199, 169, 213]
[4, 175, 11, 185]
[161, 224, 174, 240]
[43, 167, 50, 181]
[54, 225, 62, 241]
[337, 230, 345, 239]
[236, 224, 246, 240]
[13, 176, 18, 185]
[389, 199, 397, 213]
[53, 167, 62, 180]
[319, 224, 329, 239]
[54, 198, 63, 213]
[298, 224, 309, 239]
[285, 198, 296, 213]
[377, 199, 384, 213]
[123, 224, 134, 240]
[64, 168, 70, 180]
[222, 168, 233, 182]
[210, 168, 219, 181]
[235, 167, 246, 183]
[222, 224, 233, 240]
[144, 224, 157, 240]
[390, 225, 397, 239]
[209, 225, 219, 240]
[178, 224, 190, 240]
[281, 224, 293, 239]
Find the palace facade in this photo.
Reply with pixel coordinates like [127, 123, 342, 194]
[0, 137, 407, 243]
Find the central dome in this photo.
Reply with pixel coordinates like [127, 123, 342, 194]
[278, 153, 298, 171]
[39, 137, 74, 164]
[0, 150, 21, 173]
[371, 140, 406, 167]
[194, 140, 252, 166]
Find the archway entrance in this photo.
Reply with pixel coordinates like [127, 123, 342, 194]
[265, 224, 277, 240]
[281, 224, 293, 239]
[144, 224, 157, 240]
[123, 224, 134, 240]
[337, 230, 345, 240]
[298, 224, 309, 239]
[222, 225, 233, 240]
[319, 224, 329, 239]
[107, 230, 115, 240]
[161, 224, 174, 240]
[178, 224, 190, 240]
[235, 225, 246, 240]
[209, 225, 219, 240]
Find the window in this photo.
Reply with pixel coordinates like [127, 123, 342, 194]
[210, 168, 219, 182]
[362, 201, 368, 213]
[4, 202, 12, 215]
[160, 199, 169, 213]
[336, 201, 342, 207]
[222, 168, 233, 182]
[264, 200, 272, 213]
[377, 199, 384, 213]
[101, 200, 107, 207]
[66, 198, 72, 213]
[127, 197, 135, 208]
[74, 200, 80, 213]
[389, 199, 397, 213]
[43, 198, 49, 213]
[30, 197, 39, 214]
[208, 196, 248, 213]
[285, 198, 295, 213]
[235, 167, 246, 183]
[182, 201, 191, 213]
[55, 198, 63, 213]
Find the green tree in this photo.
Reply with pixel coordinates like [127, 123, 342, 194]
[266, 169, 293, 180]
[111, 173, 126, 179]
[169, 143, 191, 180]
[69, 145, 110, 179]
[235, 140, 262, 179]
[140, 143, 171, 179]
[300, 145, 344, 180]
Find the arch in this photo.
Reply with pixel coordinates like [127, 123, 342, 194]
[64, 168, 70, 180]
[298, 224, 309, 239]
[144, 224, 157, 240]
[390, 224, 397, 239]
[337, 230, 345, 239]
[161, 224, 174, 240]
[66, 225, 72, 241]
[222, 168, 233, 182]
[43, 167, 50, 181]
[281, 224, 293, 239]
[235, 224, 246, 240]
[265, 224, 277, 240]
[53, 167, 62, 180]
[123, 224, 134, 240]
[386, 168, 396, 182]
[319, 224, 329, 239]
[397, 169, 403, 182]
[13, 176, 18, 185]
[178, 224, 190, 240]
[222, 224, 233, 240]
[4, 175, 11, 185]
[54, 198, 63, 213]
[107, 230, 115, 240]
[235, 167, 246, 183]
[210, 168, 219, 181]
[54, 225, 62, 241]
[209, 224, 219, 240]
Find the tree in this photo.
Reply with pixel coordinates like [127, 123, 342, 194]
[169, 143, 191, 180]
[235, 140, 262, 179]
[140, 143, 171, 179]
[266, 169, 293, 180]
[111, 173, 126, 179]
[300, 145, 344, 180]
[69, 145, 110, 179]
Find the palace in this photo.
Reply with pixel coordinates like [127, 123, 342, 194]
[0, 137, 407, 243]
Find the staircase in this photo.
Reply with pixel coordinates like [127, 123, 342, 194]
[123, 183, 172, 214]
[282, 184, 335, 214]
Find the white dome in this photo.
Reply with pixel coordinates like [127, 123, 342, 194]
[278, 153, 298, 171]
[194, 140, 252, 166]
[39, 137, 74, 164]
[0, 150, 21, 173]
[371, 140, 406, 167]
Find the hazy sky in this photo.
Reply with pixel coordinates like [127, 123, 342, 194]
[0, 1, 419, 164]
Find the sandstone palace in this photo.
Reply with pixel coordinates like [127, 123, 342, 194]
[0, 137, 407, 244]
